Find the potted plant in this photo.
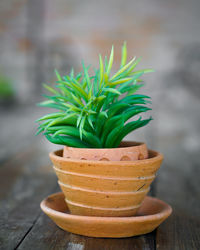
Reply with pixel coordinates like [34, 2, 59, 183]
[37, 43, 163, 218]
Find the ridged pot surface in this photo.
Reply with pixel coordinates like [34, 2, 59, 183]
[49, 144, 163, 217]
[63, 141, 148, 161]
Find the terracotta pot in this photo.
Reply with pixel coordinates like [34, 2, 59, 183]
[49, 144, 163, 217]
[63, 141, 148, 161]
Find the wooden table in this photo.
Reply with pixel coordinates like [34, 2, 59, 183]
[0, 143, 199, 250]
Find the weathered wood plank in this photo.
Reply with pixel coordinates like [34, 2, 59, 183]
[156, 149, 200, 250]
[17, 214, 156, 250]
[0, 144, 57, 249]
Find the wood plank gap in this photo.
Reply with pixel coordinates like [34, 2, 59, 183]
[14, 212, 42, 250]
[15, 183, 58, 250]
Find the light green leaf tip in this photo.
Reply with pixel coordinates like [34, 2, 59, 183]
[55, 69, 62, 81]
[107, 45, 114, 76]
[99, 54, 104, 86]
[121, 41, 127, 67]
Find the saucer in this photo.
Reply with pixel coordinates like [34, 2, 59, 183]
[40, 192, 172, 238]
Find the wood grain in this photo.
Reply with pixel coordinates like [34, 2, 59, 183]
[0, 145, 57, 249]
[156, 149, 200, 250]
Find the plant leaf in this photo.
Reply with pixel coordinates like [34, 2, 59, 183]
[55, 69, 62, 81]
[102, 88, 121, 95]
[99, 55, 104, 87]
[107, 45, 114, 76]
[110, 56, 136, 81]
[120, 41, 127, 67]
[113, 117, 152, 147]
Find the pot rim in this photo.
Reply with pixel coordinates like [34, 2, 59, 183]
[64, 141, 146, 151]
[49, 149, 163, 165]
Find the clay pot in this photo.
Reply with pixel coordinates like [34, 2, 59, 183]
[63, 141, 148, 161]
[49, 144, 163, 217]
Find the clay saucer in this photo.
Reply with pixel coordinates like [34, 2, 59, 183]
[40, 192, 172, 238]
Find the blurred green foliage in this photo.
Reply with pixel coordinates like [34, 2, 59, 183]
[0, 75, 15, 99]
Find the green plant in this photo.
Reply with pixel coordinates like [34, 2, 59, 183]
[0, 75, 15, 99]
[36, 43, 153, 148]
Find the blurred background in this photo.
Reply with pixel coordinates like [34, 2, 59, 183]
[0, 0, 200, 177]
